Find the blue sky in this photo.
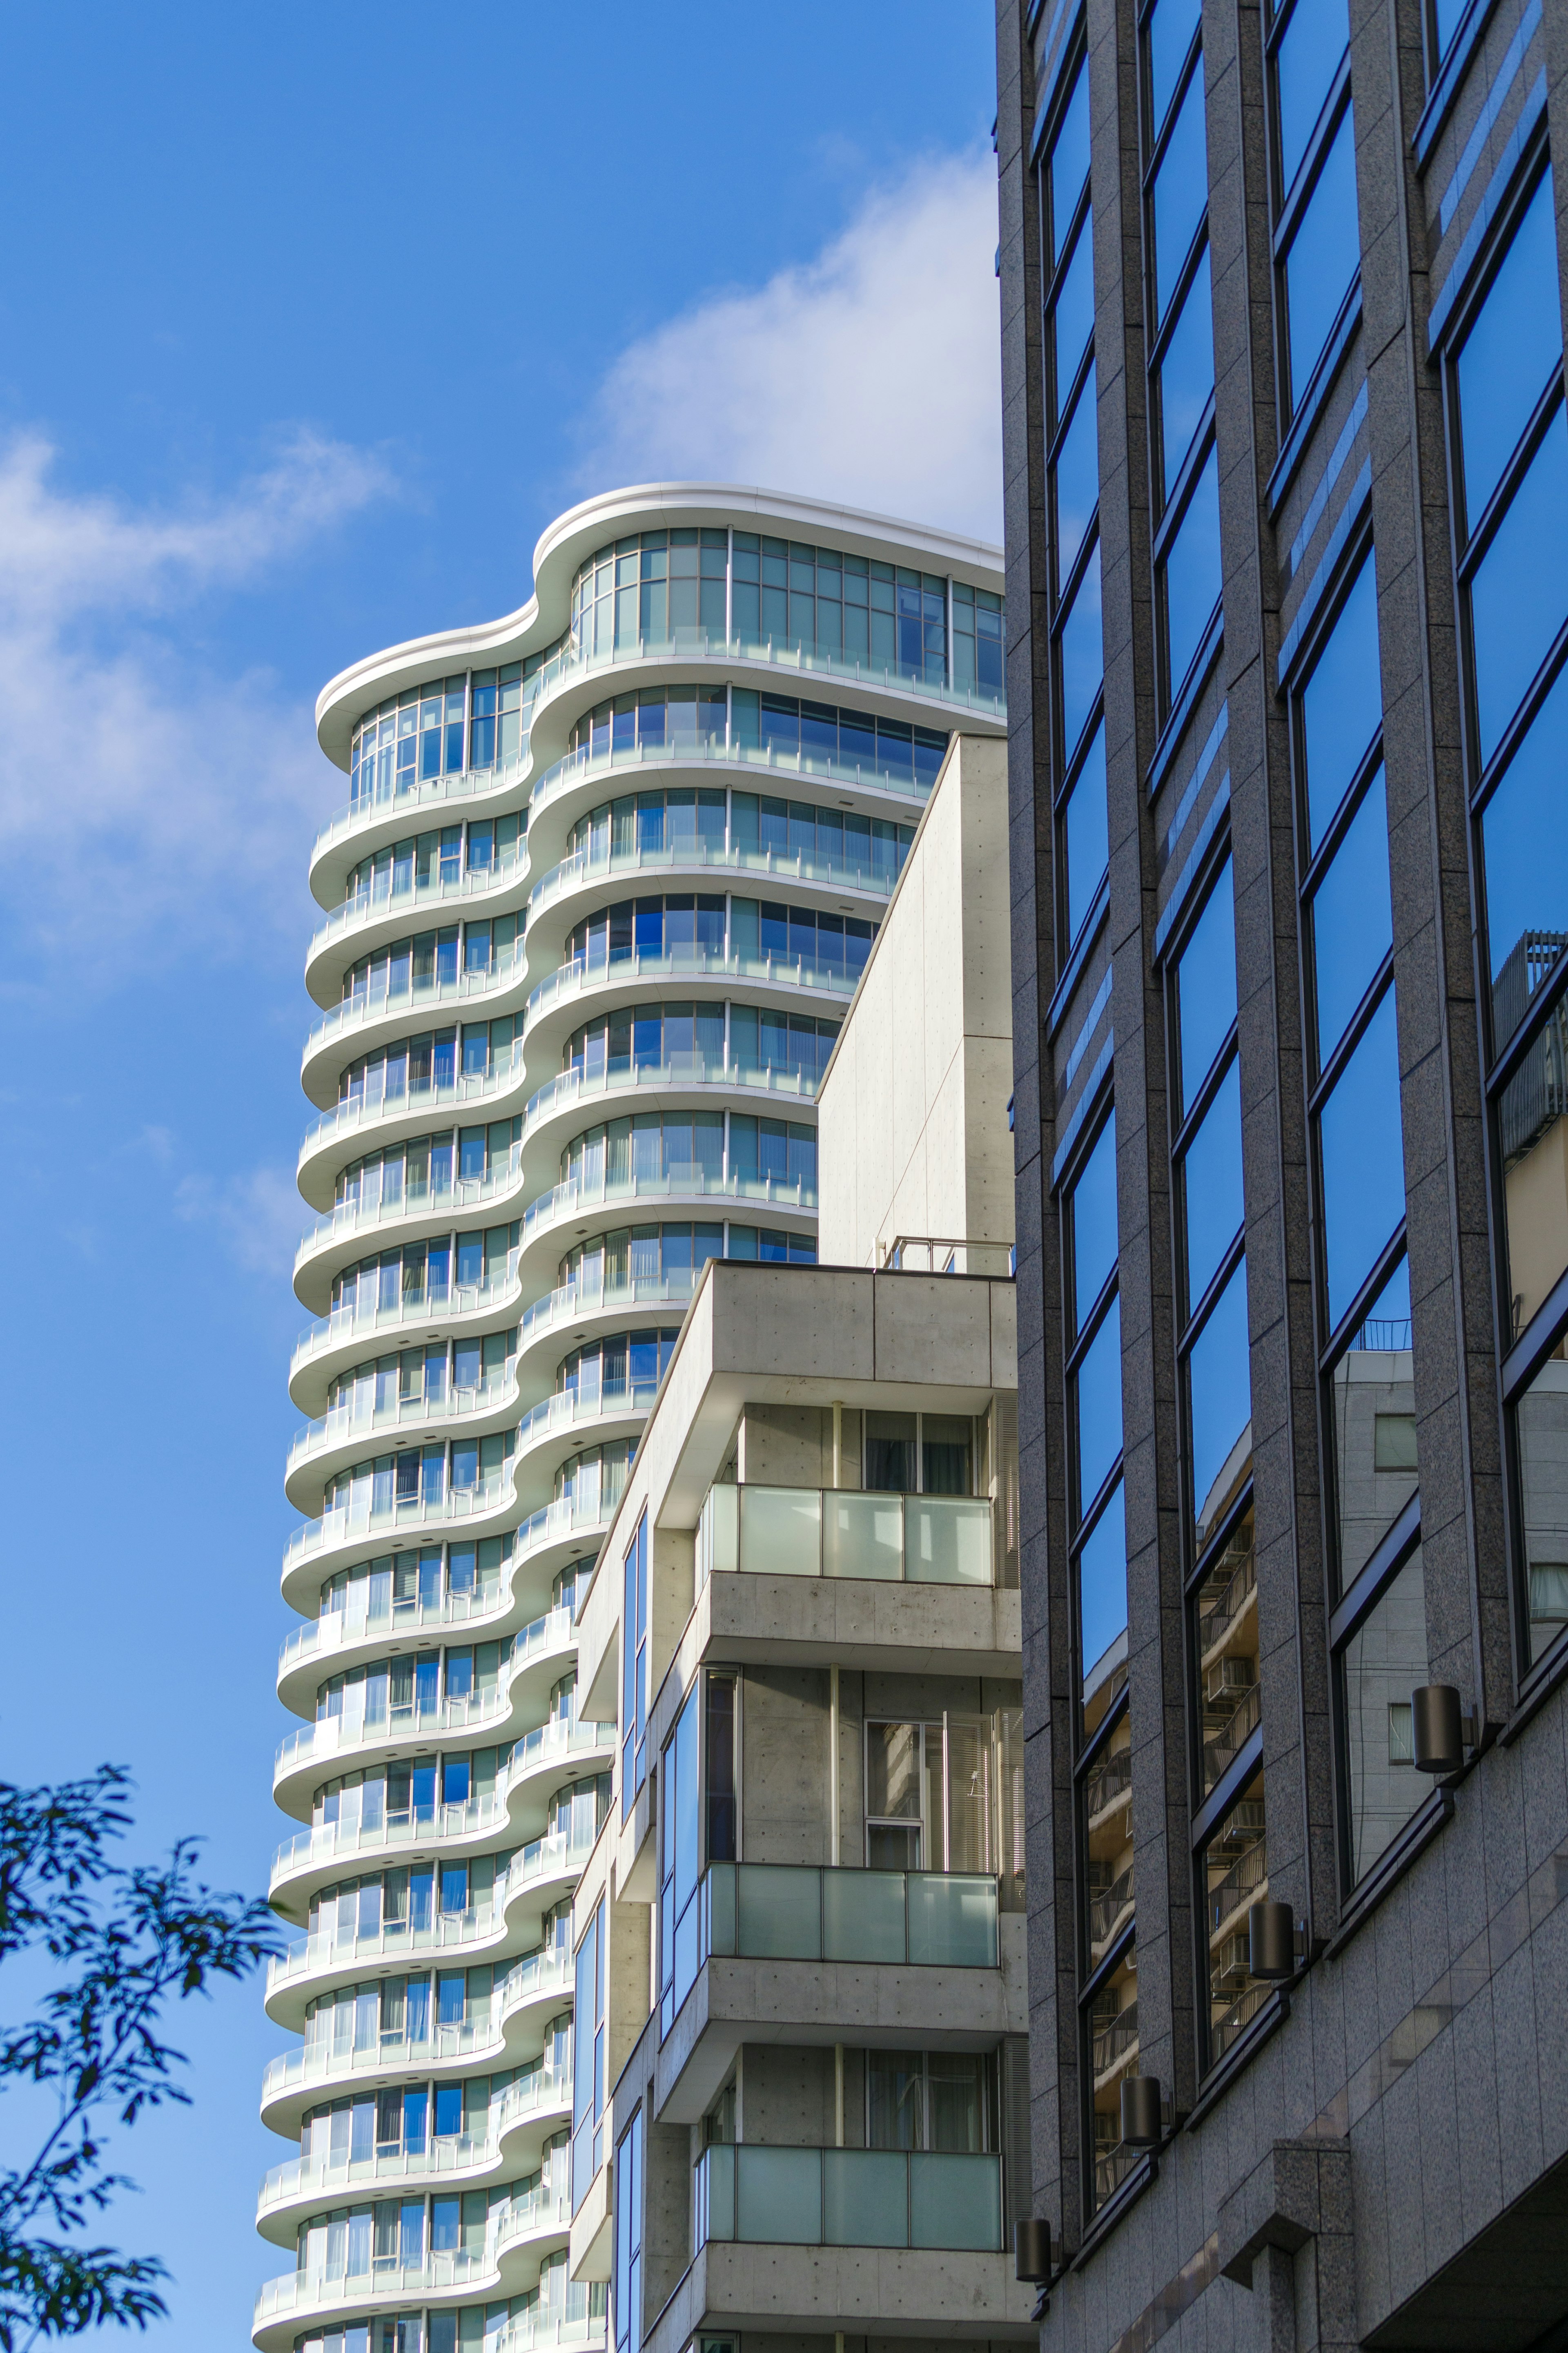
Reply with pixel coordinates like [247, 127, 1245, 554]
[0, 2, 1000, 2343]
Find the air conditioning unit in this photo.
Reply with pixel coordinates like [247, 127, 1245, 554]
[1205, 1655, 1256, 1706]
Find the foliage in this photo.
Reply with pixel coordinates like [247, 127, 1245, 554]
[0, 1766, 276, 2349]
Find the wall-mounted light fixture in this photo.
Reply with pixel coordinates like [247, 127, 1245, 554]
[1410, 1684, 1476, 1775]
[1120, 2075, 1163, 2148]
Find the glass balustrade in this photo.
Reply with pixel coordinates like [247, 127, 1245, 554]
[695, 2143, 1002, 2252]
[700, 1861, 998, 1971]
[696, 1482, 994, 1587]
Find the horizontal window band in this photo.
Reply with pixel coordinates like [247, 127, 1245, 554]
[1277, 468, 1372, 690]
[1189, 1720, 1264, 1853]
[1413, 0, 1503, 165]
[1053, 1030, 1115, 1189]
[1047, 874, 1111, 1042]
[1428, 74, 1548, 350]
[1319, 1220, 1408, 1375]
[1328, 1491, 1422, 1652]
[1183, 1475, 1255, 1601]
[1269, 277, 1363, 517]
[1147, 607, 1225, 801]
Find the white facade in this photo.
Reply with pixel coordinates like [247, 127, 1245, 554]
[256, 485, 1005, 2353]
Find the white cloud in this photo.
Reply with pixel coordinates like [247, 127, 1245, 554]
[175, 1164, 303, 1281]
[581, 149, 1002, 544]
[0, 430, 392, 976]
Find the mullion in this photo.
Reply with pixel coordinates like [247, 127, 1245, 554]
[1272, 60, 1352, 252]
[1455, 375, 1566, 579]
[1305, 952, 1394, 1116]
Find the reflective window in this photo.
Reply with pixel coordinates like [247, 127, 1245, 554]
[1063, 723, 1110, 947]
[1330, 1256, 1415, 1594]
[1309, 764, 1392, 1067]
[1300, 556, 1381, 850]
[1075, 1295, 1124, 1518]
[1149, 0, 1202, 135]
[1051, 64, 1092, 263]
[1181, 1060, 1244, 1312]
[1159, 246, 1216, 502]
[1162, 445, 1222, 700]
[1059, 540, 1105, 760]
[1153, 65, 1209, 325]
[1053, 219, 1096, 421]
[1055, 364, 1100, 589]
[1272, 0, 1354, 417]
[1477, 663, 1568, 1057]
[1318, 989, 1405, 1332]
[1200, 1767, 1269, 2063]
[1174, 865, 1237, 1117]
[1071, 1110, 1119, 1331]
[1454, 175, 1561, 526]
[1469, 423, 1568, 766]
[1275, 0, 1349, 194]
[1339, 1541, 1429, 1881]
[1188, 1260, 1251, 1546]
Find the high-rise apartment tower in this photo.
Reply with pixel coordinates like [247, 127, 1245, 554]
[253, 487, 1006, 2353]
[997, 0, 1568, 2345]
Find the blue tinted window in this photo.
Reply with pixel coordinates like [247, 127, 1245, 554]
[1433, 0, 1465, 53]
[1479, 663, 1568, 1048]
[1183, 1059, 1244, 1312]
[1072, 1112, 1119, 1332]
[1059, 540, 1104, 758]
[1163, 444, 1222, 697]
[1176, 863, 1238, 1114]
[1064, 722, 1109, 945]
[1457, 174, 1562, 526]
[1311, 765, 1393, 1068]
[1470, 416, 1568, 765]
[1052, 66, 1092, 261]
[1149, 0, 1203, 137]
[1276, 0, 1350, 195]
[1301, 558, 1381, 850]
[1075, 1293, 1124, 1515]
[1055, 362, 1100, 588]
[1053, 215, 1096, 415]
[1077, 1481, 1127, 1695]
[1154, 67, 1209, 325]
[1188, 1257, 1250, 1539]
[1160, 244, 1215, 500]
[1319, 988, 1405, 1330]
[1284, 107, 1358, 403]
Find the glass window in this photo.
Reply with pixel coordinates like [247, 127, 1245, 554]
[1282, 106, 1358, 406]
[1062, 723, 1109, 947]
[1059, 540, 1105, 760]
[1318, 989, 1405, 1332]
[1301, 557, 1381, 851]
[1276, 0, 1349, 196]
[1329, 1256, 1414, 1592]
[1309, 764, 1392, 1068]
[1188, 1259, 1251, 1546]
[1340, 1544, 1428, 1881]
[1174, 866, 1238, 1117]
[1162, 444, 1221, 699]
[1477, 663, 1568, 1057]
[1158, 245, 1215, 501]
[1517, 1349, 1568, 1660]
[1468, 417, 1568, 766]
[1077, 1482, 1128, 1718]
[1053, 217, 1096, 415]
[1181, 1059, 1244, 1313]
[1149, 0, 1203, 136]
[1055, 364, 1100, 589]
[1499, 996, 1568, 1343]
[1193, 1503, 1258, 1803]
[1051, 65, 1092, 261]
[1455, 174, 1562, 527]
[1075, 1295, 1124, 1517]
[1200, 1770, 1268, 2061]
[1154, 67, 1209, 325]
[1070, 1114, 1119, 1333]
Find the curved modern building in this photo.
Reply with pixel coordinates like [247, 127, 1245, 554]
[256, 484, 1006, 2353]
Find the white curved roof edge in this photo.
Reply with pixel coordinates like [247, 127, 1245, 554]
[314, 481, 1006, 769]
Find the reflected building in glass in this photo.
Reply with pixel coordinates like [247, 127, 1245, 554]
[1000, 0, 1568, 2342]
[256, 491, 1006, 2353]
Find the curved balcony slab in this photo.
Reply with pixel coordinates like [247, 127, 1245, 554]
[269, 1720, 613, 1907]
[265, 1835, 595, 2022]
[298, 1045, 530, 1210]
[516, 944, 855, 1084]
[292, 1060, 819, 1311]
[260, 1950, 576, 2137]
[280, 1485, 604, 1629]
[302, 959, 531, 1110]
[285, 1368, 523, 1517]
[252, 2194, 574, 2353]
[289, 1266, 527, 1415]
[279, 1592, 576, 1744]
[256, 2066, 572, 2244]
[273, 1683, 610, 1828]
[305, 850, 532, 1009]
[310, 754, 532, 911]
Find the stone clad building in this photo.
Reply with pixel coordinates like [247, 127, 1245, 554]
[995, 0, 1568, 2346]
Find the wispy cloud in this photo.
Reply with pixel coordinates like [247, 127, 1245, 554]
[0, 430, 393, 978]
[581, 148, 1002, 543]
[175, 1163, 303, 1281]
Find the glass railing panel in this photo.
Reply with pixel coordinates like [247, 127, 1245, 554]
[820, 1868, 907, 1962]
[824, 1490, 903, 1579]
[905, 1497, 993, 1584]
[736, 2144, 822, 2243]
[906, 1871, 999, 1967]
[737, 1485, 822, 1575]
[909, 2151, 1002, 2250]
[823, 2148, 906, 2246]
[734, 1863, 821, 1959]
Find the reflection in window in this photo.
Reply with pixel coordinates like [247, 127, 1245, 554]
[1309, 763, 1392, 1065]
[1340, 1543, 1428, 1881]
[1274, 0, 1349, 194]
[1274, 2, 1356, 416]
[1059, 540, 1105, 765]
[1201, 1769, 1269, 2064]
[1063, 723, 1111, 946]
[1330, 1256, 1415, 1595]
[1158, 246, 1215, 503]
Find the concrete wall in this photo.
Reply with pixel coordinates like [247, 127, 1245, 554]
[817, 733, 1015, 1269]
